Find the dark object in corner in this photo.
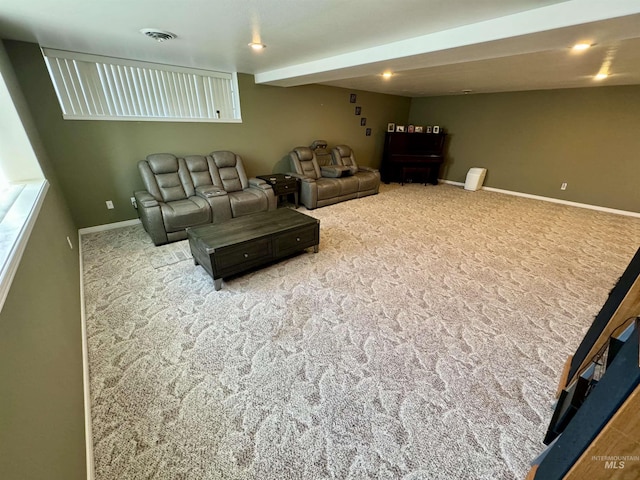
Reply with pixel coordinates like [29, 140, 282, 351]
[381, 131, 447, 186]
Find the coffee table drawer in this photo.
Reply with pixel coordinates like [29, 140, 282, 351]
[274, 225, 318, 256]
[214, 238, 272, 274]
[272, 181, 297, 196]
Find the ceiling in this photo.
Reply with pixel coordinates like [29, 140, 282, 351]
[1, 0, 640, 97]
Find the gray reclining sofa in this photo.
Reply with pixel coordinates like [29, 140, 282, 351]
[135, 151, 275, 245]
[288, 140, 380, 209]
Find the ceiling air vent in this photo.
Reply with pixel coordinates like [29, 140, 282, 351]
[140, 28, 177, 43]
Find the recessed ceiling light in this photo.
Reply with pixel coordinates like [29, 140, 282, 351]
[382, 71, 393, 78]
[572, 42, 592, 51]
[594, 72, 608, 80]
[140, 28, 177, 43]
[249, 42, 266, 50]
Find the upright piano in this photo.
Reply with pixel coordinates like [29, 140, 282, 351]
[381, 132, 447, 185]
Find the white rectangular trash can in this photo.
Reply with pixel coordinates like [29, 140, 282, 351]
[464, 168, 487, 191]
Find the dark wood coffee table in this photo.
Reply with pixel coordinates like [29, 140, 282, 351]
[186, 208, 320, 290]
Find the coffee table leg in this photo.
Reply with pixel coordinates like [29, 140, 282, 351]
[214, 278, 222, 291]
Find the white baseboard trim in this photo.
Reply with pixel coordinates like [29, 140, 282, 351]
[79, 218, 140, 235]
[78, 231, 95, 480]
[482, 186, 640, 218]
[440, 179, 464, 187]
[439, 179, 640, 218]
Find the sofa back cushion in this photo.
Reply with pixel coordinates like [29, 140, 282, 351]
[332, 145, 359, 175]
[208, 151, 249, 193]
[185, 155, 216, 188]
[290, 147, 321, 180]
[310, 140, 332, 167]
[140, 154, 193, 203]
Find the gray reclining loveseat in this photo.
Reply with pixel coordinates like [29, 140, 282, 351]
[288, 141, 380, 209]
[135, 151, 275, 245]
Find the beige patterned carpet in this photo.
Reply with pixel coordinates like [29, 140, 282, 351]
[82, 183, 640, 480]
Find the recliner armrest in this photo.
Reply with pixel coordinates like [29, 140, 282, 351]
[195, 185, 227, 198]
[248, 178, 272, 191]
[134, 190, 159, 208]
[249, 177, 266, 187]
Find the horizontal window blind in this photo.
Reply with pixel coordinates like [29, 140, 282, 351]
[42, 48, 241, 122]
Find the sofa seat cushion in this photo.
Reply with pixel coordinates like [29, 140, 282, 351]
[228, 189, 268, 217]
[160, 196, 210, 232]
[315, 177, 343, 200]
[355, 171, 380, 191]
[336, 175, 359, 196]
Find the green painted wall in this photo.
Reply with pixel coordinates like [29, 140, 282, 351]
[0, 188, 85, 480]
[5, 41, 411, 228]
[8, 39, 638, 220]
[0, 41, 86, 480]
[410, 88, 640, 213]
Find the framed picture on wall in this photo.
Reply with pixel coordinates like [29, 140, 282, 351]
[387, 122, 396, 132]
[350, 93, 357, 103]
[407, 124, 415, 133]
[433, 125, 440, 134]
[361, 118, 367, 126]
[396, 125, 405, 132]
[365, 128, 371, 136]
[355, 106, 361, 115]
[415, 126, 424, 133]
[426, 126, 432, 133]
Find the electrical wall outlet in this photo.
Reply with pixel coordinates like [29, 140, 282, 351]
[561, 182, 567, 190]
[106, 200, 114, 209]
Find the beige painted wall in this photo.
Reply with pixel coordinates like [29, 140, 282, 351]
[5, 41, 411, 228]
[0, 41, 85, 480]
[410, 87, 640, 213]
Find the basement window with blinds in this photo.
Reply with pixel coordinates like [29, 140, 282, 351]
[42, 48, 242, 122]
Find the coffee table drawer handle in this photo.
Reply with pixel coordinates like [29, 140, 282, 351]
[296, 237, 301, 242]
[244, 253, 249, 258]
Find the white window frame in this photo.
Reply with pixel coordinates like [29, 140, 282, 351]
[0, 44, 48, 312]
[42, 48, 242, 123]
[0, 180, 49, 312]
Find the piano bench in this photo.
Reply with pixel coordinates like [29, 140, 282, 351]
[401, 166, 435, 186]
